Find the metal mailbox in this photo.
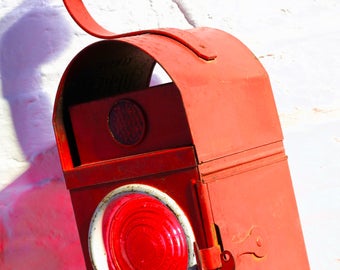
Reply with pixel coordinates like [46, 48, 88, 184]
[52, 1, 310, 269]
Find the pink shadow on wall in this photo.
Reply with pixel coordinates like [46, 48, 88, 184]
[0, 3, 86, 269]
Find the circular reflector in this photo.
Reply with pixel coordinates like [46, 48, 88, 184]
[89, 184, 197, 270]
[104, 193, 188, 269]
[108, 99, 146, 146]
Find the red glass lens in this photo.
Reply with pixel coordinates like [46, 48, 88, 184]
[102, 192, 189, 270]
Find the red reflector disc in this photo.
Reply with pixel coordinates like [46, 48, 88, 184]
[102, 193, 189, 270]
[108, 99, 146, 146]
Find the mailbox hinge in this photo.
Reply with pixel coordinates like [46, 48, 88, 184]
[194, 244, 223, 270]
[195, 181, 224, 269]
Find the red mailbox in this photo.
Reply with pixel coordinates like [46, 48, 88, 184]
[53, 1, 310, 269]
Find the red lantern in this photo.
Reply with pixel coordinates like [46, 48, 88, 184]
[53, 1, 310, 269]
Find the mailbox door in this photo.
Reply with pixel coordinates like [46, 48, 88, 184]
[204, 154, 310, 269]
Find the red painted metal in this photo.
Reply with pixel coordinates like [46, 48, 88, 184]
[195, 244, 223, 270]
[62, 0, 217, 60]
[52, 1, 310, 269]
[68, 83, 192, 164]
[57, 141, 205, 268]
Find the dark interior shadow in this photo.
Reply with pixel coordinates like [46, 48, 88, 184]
[0, 2, 86, 269]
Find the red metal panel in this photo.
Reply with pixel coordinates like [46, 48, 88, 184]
[69, 83, 192, 164]
[199, 141, 285, 182]
[64, 147, 197, 190]
[206, 159, 309, 269]
[118, 29, 283, 163]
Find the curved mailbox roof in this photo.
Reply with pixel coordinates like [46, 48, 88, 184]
[53, 27, 282, 169]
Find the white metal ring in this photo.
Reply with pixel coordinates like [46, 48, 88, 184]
[88, 184, 197, 269]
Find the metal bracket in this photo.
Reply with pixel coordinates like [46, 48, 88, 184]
[194, 243, 223, 270]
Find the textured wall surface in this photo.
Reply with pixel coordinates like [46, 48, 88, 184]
[0, 0, 339, 269]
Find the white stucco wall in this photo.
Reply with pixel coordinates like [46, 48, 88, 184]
[0, 0, 339, 269]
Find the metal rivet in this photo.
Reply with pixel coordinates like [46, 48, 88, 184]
[256, 236, 263, 247]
